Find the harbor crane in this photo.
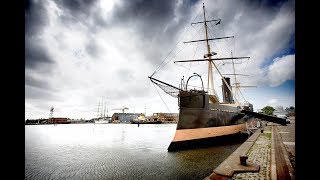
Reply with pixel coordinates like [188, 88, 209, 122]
[48, 106, 54, 124]
[112, 106, 129, 113]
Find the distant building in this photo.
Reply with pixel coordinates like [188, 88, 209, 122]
[150, 113, 178, 123]
[48, 117, 69, 124]
[285, 106, 295, 116]
[68, 119, 86, 123]
[25, 119, 47, 124]
[111, 113, 142, 123]
[273, 106, 288, 119]
[274, 106, 285, 112]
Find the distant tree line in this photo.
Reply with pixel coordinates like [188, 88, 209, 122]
[261, 106, 275, 115]
[260, 105, 295, 116]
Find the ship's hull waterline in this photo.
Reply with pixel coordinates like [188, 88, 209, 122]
[168, 123, 252, 151]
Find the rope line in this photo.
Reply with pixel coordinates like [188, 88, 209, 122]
[152, 82, 171, 113]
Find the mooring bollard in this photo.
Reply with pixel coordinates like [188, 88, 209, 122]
[240, 155, 248, 166]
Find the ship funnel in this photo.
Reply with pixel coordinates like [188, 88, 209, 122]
[222, 77, 233, 103]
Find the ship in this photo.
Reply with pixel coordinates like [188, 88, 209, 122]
[94, 117, 111, 124]
[149, 3, 287, 151]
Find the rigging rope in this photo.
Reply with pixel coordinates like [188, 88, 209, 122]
[150, 9, 203, 77]
[236, 86, 247, 104]
[152, 82, 172, 113]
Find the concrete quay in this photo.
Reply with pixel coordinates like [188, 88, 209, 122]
[204, 116, 295, 180]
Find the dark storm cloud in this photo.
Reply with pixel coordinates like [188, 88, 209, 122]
[53, 0, 107, 31]
[85, 38, 100, 58]
[25, 73, 60, 101]
[113, 0, 197, 39]
[25, 0, 102, 69]
[112, 0, 177, 39]
[25, 36, 54, 69]
[25, 74, 50, 90]
[113, 0, 175, 24]
[205, 1, 276, 35]
[25, 71, 59, 101]
[25, 85, 61, 100]
[246, 0, 287, 8]
[91, 11, 109, 29]
[54, 0, 97, 12]
[25, 0, 54, 70]
[112, 0, 195, 65]
[25, 0, 49, 36]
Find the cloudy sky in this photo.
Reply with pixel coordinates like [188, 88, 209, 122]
[25, 0, 295, 119]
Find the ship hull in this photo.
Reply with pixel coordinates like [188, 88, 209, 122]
[177, 106, 250, 129]
[168, 123, 252, 151]
[168, 128, 249, 151]
[168, 90, 256, 151]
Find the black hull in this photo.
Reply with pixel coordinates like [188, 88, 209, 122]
[168, 90, 257, 151]
[177, 90, 254, 130]
[131, 121, 162, 124]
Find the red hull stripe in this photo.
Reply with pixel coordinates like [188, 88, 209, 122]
[172, 124, 247, 142]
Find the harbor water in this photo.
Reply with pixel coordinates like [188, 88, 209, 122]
[25, 124, 245, 180]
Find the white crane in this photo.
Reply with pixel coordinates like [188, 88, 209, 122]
[112, 106, 129, 113]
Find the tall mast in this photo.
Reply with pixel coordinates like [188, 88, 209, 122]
[231, 51, 238, 104]
[203, 3, 214, 95]
[97, 101, 100, 118]
[101, 100, 104, 118]
[171, 3, 250, 104]
[103, 100, 106, 118]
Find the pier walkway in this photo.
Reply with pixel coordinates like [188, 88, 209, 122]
[205, 116, 295, 180]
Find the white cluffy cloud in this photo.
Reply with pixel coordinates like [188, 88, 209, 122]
[267, 54, 295, 87]
[268, 98, 278, 105]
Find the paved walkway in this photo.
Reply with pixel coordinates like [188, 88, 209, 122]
[231, 131, 271, 179]
[274, 116, 295, 179]
[276, 116, 295, 172]
[205, 116, 295, 180]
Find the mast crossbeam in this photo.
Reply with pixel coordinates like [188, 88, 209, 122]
[183, 36, 234, 44]
[231, 86, 257, 87]
[174, 57, 250, 63]
[191, 19, 221, 25]
[222, 74, 249, 76]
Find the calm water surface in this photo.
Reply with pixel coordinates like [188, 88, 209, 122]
[25, 124, 244, 180]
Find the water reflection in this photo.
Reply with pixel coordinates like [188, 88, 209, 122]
[25, 124, 244, 180]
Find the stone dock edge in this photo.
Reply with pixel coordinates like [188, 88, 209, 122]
[204, 117, 295, 180]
